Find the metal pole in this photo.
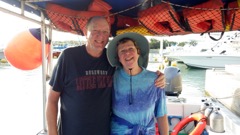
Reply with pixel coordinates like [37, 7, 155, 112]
[160, 37, 164, 59]
[48, 26, 53, 76]
[0, 6, 41, 25]
[37, 11, 47, 135]
[159, 37, 165, 70]
[20, 1, 25, 15]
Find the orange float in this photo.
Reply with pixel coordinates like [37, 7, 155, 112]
[138, 3, 185, 35]
[155, 123, 160, 135]
[171, 113, 207, 135]
[182, 0, 224, 33]
[4, 28, 50, 70]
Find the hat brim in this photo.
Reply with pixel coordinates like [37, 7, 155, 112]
[107, 32, 149, 68]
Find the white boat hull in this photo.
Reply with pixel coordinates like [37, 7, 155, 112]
[166, 55, 240, 69]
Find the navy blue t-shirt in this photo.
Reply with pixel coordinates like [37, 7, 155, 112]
[49, 45, 115, 135]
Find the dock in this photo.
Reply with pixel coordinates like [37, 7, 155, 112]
[205, 65, 240, 117]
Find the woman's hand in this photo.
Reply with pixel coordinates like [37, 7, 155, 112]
[155, 70, 165, 89]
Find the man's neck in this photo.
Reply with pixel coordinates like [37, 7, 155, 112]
[85, 44, 103, 58]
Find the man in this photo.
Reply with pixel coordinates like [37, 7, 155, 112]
[46, 16, 165, 135]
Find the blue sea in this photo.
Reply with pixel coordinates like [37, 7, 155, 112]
[0, 62, 206, 135]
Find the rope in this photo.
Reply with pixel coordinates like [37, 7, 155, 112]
[129, 69, 133, 105]
[24, 0, 240, 36]
[215, 91, 240, 99]
[110, 0, 150, 16]
[39, 0, 151, 18]
[34, 0, 240, 21]
[161, 0, 240, 11]
[168, 97, 186, 102]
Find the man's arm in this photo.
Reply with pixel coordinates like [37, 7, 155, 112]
[155, 71, 165, 88]
[46, 87, 60, 135]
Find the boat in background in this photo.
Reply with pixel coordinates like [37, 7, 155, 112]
[165, 33, 240, 69]
[52, 44, 67, 58]
[0, 48, 9, 66]
[0, 42, 5, 59]
[0, 48, 4, 59]
[166, 54, 240, 69]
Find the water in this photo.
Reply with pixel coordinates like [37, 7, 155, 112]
[0, 62, 206, 135]
[176, 63, 206, 97]
[147, 62, 206, 97]
[0, 66, 44, 135]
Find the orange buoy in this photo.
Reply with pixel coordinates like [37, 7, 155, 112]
[171, 113, 207, 135]
[4, 28, 50, 70]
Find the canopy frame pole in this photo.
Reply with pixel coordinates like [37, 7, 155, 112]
[48, 26, 53, 76]
[37, 10, 48, 135]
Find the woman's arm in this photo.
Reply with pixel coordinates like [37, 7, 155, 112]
[157, 115, 169, 135]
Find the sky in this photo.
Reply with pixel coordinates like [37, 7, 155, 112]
[0, 11, 84, 48]
[0, 1, 84, 48]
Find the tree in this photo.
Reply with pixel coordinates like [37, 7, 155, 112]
[149, 38, 178, 49]
[189, 40, 198, 46]
[149, 38, 160, 49]
[164, 40, 177, 48]
[178, 42, 187, 47]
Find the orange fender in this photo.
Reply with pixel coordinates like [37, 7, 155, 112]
[4, 29, 50, 70]
[171, 113, 207, 135]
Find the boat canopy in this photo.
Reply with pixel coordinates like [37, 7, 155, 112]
[1, 0, 239, 37]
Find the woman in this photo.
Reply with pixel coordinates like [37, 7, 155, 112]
[107, 32, 169, 135]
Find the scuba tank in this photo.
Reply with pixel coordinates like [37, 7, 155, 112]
[200, 99, 210, 113]
[209, 107, 225, 133]
[204, 106, 214, 125]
